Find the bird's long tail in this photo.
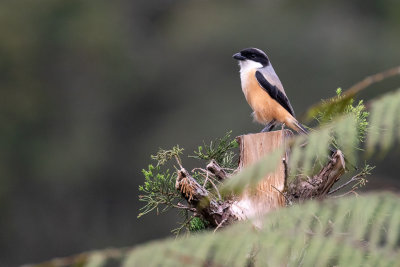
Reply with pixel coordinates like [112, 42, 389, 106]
[292, 120, 309, 135]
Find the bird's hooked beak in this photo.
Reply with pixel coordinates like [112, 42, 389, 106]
[233, 52, 246, 60]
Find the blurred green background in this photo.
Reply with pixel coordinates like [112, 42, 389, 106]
[1, 0, 400, 266]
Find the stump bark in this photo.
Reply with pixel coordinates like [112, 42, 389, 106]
[234, 130, 291, 222]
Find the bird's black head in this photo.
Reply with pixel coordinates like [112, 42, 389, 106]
[232, 48, 269, 66]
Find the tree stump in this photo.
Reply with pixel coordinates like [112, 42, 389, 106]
[233, 130, 290, 225]
[175, 130, 346, 229]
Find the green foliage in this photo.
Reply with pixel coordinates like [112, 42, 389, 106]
[191, 131, 239, 169]
[31, 193, 400, 266]
[151, 145, 184, 166]
[189, 217, 208, 232]
[138, 146, 186, 219]
[138, 164, 179, 218]
[138, 133, 239, 232]
[315, 88, 369, 145]
[346, 99, 369, 143]
[306, 87, 354, 123]
[313, 88, 352, 123]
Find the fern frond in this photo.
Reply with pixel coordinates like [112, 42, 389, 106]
[367, 89, 400, 156]
[30, 193, 400, 266]
[334, 114, 358, 164]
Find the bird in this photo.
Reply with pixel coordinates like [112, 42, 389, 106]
[232, 47, 356, 169]
[232, 47, 308, 134]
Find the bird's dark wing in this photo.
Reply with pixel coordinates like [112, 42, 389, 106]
[255, 70, 295, 116]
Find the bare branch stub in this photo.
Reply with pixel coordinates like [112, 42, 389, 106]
[175, 168, 208, 202]
[175, 168, 238, 227]
[286, 150, 346, 202]
[206, 159, 227, 180]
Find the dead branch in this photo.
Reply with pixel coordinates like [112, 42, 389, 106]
[175, 168, 239, 227]
[286, 150, 346, 202]
[206, 159, 228, 180]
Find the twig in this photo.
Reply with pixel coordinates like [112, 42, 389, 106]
[174, 203, 197, 212]
[174, 155, 183, 169]
[192, 168, 218, 182]
[213, 218, 227, 233]
[345, 65, 400, 96]
[203, 170, 209, 188]
[305, 179, 317, 187]
[271, 185, 291, 205]
[172, 214, 193, 237]
[208, 179, 222, 200]
[328, 173, 364, 195]
[184, 168, 221, 200]
[331, 190, 359, 198]
[192, 167, 208, 173]
[222, 167, 236, 171]
[283, 157, 288, 182]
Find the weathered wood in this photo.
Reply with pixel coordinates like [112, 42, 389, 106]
[175, 168, 208, 202]
[234, 130, 290, 223]
[206, 159, 227, 180]
[286, 150, 346, 202]
[175, 168, 238, 227]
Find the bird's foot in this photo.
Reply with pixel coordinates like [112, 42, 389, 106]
[261, 120, 276, 132]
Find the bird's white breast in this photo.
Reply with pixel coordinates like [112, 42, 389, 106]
[239, 60, 262, 96]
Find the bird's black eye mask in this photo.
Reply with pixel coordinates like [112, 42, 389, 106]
[240, 49, 269, 66]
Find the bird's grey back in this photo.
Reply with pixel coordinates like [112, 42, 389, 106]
[259, 63, 287, 95]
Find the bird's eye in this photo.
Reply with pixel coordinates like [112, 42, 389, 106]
[251, 54, 257, 59]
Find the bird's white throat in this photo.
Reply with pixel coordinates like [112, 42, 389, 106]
[239, 60, 263, 74]
[239, 60, 263, 92]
